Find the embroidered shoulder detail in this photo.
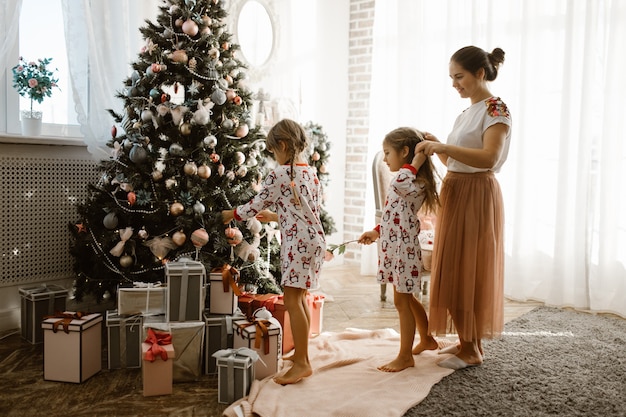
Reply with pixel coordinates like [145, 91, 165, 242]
[485, 97, 510, 118]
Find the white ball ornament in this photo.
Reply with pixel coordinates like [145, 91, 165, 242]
[234, 151, 246, 165]
[193, 201, 206, 214]
[203, 135, 218, 148]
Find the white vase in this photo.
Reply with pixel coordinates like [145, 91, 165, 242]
[21, 110, 43, 136]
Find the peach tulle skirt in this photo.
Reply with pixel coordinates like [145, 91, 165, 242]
[428, 171, 505, 341]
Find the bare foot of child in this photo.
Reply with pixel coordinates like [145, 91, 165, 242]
[273, 362, 312, 385]
[377, 356, 414, 372]
[411, 336, 439, 355]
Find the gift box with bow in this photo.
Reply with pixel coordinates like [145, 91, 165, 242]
[213, 347, 259, 404]
[142, 328, 175, 396]
[42, 311, 102, 383]
[232, 309, 282, 380]
[106, 310, 142, 369]
[165, 258, 206, 322]
[209, 265, 241, 315]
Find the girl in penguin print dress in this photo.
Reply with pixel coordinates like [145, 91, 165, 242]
[222, 119, 325, 385]
[359, 127, 440, 372]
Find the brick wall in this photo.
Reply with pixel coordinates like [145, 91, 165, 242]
[343, 0, 375, 263]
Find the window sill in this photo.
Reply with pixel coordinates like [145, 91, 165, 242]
[0, 133, 87, 147]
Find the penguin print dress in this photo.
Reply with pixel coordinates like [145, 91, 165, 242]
[376, 164, 426, 294]
[234, 164, 326, 290]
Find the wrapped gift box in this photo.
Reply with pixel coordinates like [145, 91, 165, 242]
[145, 321, 204, 382]
[239, 293, 293, 354]
[20, 284, 68, 344]
[209, 268, 240, 315]
[117, 283, 166, 316]
[165, 259, 206, 322]
[309, 293, 325, 336]
[204, 311, 243, 375]
[42, 312, 102, 383]
[142, 340, 175, 396]
[213, 348, 257, 404]
[106, 310, 142, 369]
[232, 317, 282, 380]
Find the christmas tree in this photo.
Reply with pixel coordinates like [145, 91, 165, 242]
[69, 0, 283, 301]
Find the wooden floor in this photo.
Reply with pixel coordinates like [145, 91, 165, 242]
[0, 264, 543, 417]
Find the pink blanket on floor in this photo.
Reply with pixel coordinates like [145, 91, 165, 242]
[223, 328, 454, 417]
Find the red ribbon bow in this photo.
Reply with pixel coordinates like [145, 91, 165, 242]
[44, 311, 88, 333]
[144, 328, 172, 362]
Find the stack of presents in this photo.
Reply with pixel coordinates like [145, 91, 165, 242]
[19, 258, 325, 404]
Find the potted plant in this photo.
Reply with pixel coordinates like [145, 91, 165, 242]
[11, 56, 60, 136]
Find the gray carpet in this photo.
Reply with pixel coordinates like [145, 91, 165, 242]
[404, 306, 626, 417]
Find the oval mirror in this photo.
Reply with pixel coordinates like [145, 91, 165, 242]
[237, 0, 274, 67]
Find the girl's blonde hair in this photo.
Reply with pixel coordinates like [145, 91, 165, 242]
[266, 119, 309, 181]
[383, 127, 440, 215]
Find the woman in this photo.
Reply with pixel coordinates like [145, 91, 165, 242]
[416, 45, 512, 370]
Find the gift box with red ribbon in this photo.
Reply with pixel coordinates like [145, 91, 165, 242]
[232, 315, 282, 380]
[42, 311, 102, 383]
[141, 328, 175, 396]
[309, 293, 325, 336]
[209, 265, 241, 315]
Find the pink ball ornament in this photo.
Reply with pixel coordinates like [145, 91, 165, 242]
[235, 124, 249, 138]
[225, 227, 243, 246]
[191, 228, 209, 248]
[182, 19, 199, 36]
[197, 164, 211, 179]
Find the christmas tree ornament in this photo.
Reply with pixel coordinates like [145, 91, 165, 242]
[211, 87, 226, 105]
[138, 228, 149, 239]
[149, 88, 161, 101]
[110, 227, 134, 257]
[234, 151, 246, 165]
[182, 19, 199, 36]
[151, 63, 162, 73]
[169, 143, 184, 155]
[127, 191, 137, 206]
[226, 89, 236, 101]
[233, 96, 242, 106]
[203, 135, 218, 148]
[312, 151, 321, 161]
[143, 236, 177, 259]
[156, 104, 169, 117]
[169, 49, 188, 64]
[225, 227, 243, 246]
[225, 170, 235, 181]
[235, 123, 249, 138]
[170, 105, 188, 125]
[218, 164, 225, 176]
[221, 118, 234, 130]
[179, 122, 192, 135]
[129, 144, 148, 163]
[141, 109, 154, 122]
[208, 47, 220, 60]
[225, 74, 233, 85]
[201, 14, 211, 26]
[192, 99, 214, 125]
[169, 202, 185, 216]
[151, 170, 163, 181]
[191, 228, 209, 248]
[111, 125, 117, 138]
[236, 166, 248, 177]
[172, 230, 187, 246]
[184, 161, 198, 176]
[193, 201, 206, 214]
[175, 18, 184, 28]
[197, 164, 211, 179]
[119, 255, 134, 268]
[165, 178, 178, 189]
[103, 212, 119, 229]
[209, 153, 220, 163]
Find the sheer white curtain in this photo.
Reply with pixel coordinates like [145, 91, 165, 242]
[366, 0, 626, 317]
[61, 0, 157, 159]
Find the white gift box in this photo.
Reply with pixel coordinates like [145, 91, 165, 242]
[117, 283, 166, 316]
[165, 259, 206, 322]
[209, 269, 239, 315]
[213, 348, 258, 404]
[42, 312, 102, 383]
[232, 315, 282, 380]
[145, 321, 205, 382]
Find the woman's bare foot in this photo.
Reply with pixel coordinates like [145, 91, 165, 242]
[411, 336, 439, 355]
[273, 362, 312, 385]
[377, 356, 414, 372]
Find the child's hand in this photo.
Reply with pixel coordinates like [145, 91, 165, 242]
[358, 230, 379, 245]
[255, 209, 278, 223]
[222, 209, 234, 224]
[412, 145, 427, 169]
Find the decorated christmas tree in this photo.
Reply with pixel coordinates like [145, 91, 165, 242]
[69, 0, 283, 301]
